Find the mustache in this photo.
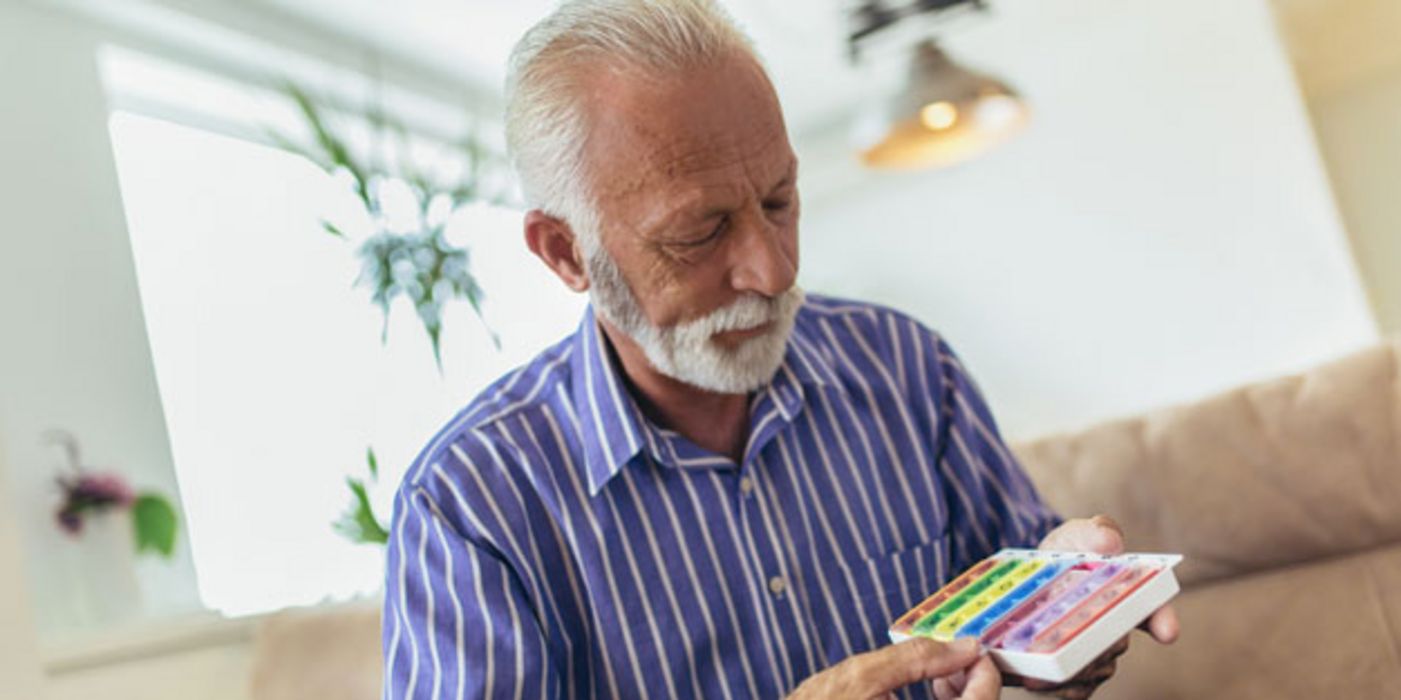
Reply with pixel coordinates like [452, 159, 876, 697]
[676, 287, 806, 336]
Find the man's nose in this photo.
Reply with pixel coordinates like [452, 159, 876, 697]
[727, 211, 796, 297]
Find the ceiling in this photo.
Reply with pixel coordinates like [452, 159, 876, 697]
[243, 0, 1031, 136]
[255, 0, 558, 91]
[82, 0, 1401, 136]
[246, 0, 1401, 130]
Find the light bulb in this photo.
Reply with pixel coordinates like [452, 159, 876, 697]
[919, 101, 959, 131]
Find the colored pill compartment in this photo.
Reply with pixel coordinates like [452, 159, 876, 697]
[889, 557, 996, 636]
[888, 549, 1182, 684]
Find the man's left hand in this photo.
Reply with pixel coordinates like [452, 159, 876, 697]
[1014, 515, 1180, 699]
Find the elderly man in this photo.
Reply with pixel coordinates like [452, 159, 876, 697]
[383, 1, 1176, 698]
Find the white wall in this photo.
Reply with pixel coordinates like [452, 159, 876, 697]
[0, 4, 248, 694]
[795, 0, 1379, 439]
[1307, 67, 1401, 335]
[0, 436, 47, 699]
[0, 0, 200, 657]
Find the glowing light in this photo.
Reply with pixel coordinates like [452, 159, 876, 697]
[920, 101, 959, 131]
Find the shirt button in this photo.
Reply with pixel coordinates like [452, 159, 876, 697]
[739, 477, 755, 496]
[768, 576, 786, 596]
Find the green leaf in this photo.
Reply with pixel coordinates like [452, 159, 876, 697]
[321, 220, 346, 238]
[285, 84, 374, 211]
[275, 80, 509, 370]
[366, 447, 379, 480]
[264, 128, 333, 172]
[131, 494, 179, 558]
[333, 476, 389, 545]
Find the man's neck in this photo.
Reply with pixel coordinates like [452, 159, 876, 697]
[597, 319, 751, 463]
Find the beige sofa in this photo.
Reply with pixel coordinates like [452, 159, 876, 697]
[250, 341, 1401, 699]
[1014, 339, 1401, 699]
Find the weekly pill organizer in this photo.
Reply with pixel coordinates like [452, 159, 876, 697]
[888, 549, 1183, 683]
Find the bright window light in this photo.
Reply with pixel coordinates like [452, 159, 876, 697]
[106, 108, 583, 617]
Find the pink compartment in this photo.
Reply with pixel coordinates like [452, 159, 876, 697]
[1025, 564, 1160, 653]
[980, 562, 1099, 648]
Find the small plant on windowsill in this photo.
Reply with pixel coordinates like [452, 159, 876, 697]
[335, 447, 390, 546]
[270, 84, 515, 371]
[48, 430, 179, 559]
[269, 85, 513, 547]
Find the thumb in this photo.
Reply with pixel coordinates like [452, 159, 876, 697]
[955, 655, 1002, 700]
[860, 637, 984, 694]
[1039, 515, 1124, 555]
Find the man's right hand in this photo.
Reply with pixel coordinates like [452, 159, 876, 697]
[787, 636, 1001, 700]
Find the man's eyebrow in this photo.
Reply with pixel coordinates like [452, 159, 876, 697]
[640, 193, 710, 240]
[644, 159, 800, 239]
[769, 160, 799, 193]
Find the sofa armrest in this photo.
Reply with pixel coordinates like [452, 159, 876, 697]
[248, 598, 383, 700]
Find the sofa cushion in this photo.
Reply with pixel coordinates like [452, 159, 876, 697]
[1072, 541, 1401, 699]
[1014, 341, 1401, 587]
[249, 599, 383, 700]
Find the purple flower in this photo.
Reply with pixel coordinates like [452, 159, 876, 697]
[55, 472, 136, 536]
[73, 473, 136, 506]
[57, 509, 83, 535]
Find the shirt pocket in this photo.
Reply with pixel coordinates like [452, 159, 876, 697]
[802, 539, 949, 665]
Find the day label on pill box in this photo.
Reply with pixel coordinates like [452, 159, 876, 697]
[889, 549, 1183, 683]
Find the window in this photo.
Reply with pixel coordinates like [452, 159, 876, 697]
[105, 58, 584, 617]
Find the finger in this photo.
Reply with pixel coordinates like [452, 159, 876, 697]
[1023, 677, 1055, 692]
[1139, 604, 1180, 645]
[1037, 516, 1124, 555]
[930, 668, 967, 700]
[1042, 679, 1100, 700]
[854, 637, 983, 694]
[1052, 684, 1094, 700]
[932, 677, 957, 700]
[1023, 676, 1077, 694]
[1073, 643, 1125, 683]
[1084, 657, 1117, 684]
[946, 668, 967, 691]
[1067, 654, 1118, 688]
[1088, 514, 1123, 539]
[955, 655, 1001, 700]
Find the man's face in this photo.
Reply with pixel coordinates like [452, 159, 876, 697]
[579, 52, 803, 393]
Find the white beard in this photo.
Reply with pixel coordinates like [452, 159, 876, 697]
[583, 244, 803, 394]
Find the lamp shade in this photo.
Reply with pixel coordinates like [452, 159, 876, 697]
[855, 40, 1029, 169]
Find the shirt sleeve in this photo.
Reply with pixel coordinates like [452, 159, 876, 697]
[383, 481, 559, 700]
[926, 335, 1062, 570]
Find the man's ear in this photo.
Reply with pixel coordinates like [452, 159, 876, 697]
[524, 210, 589, 292]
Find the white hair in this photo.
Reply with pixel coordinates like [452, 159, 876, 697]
[505, 1, 802, 394]
[503, 0, 758, 245]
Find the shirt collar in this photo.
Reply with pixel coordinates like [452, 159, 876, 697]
[782, 319, 843, 390]
[569, 307, 648, 496]
[569, 304, 840, 495]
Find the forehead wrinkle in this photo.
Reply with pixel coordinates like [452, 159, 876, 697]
[639, 127, 791, 200]
[579, 55, 794, 241]
[609, 85, 788, 178]
[599, 147, 749, 231]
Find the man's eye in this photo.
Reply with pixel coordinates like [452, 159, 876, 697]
[764, 199, 791, 212]
[678, 217, 727, 247]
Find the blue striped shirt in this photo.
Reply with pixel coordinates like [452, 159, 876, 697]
[383, 294, 1060, 699]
